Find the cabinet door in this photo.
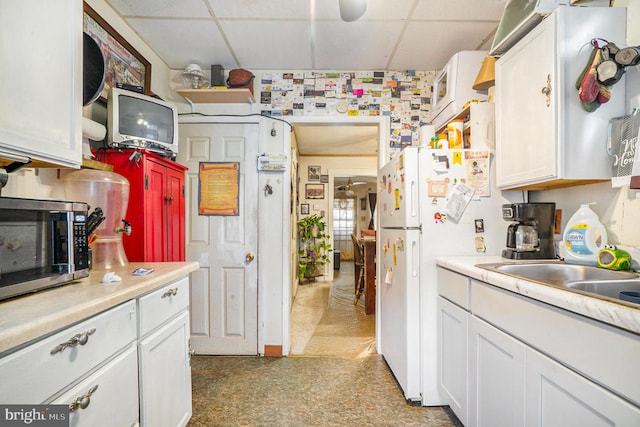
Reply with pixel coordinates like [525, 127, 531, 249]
[139, 311, 192, 427]
[52, 345, 139, 427]
[469, 315, 526, 427]
[495, 15, 556, 188]
[438, 297, 468, 425]
[145, 159, 168, 262]
[525, 348, 640, 426]
[0, 0, 82, 168]
[165, 166, 185, 261]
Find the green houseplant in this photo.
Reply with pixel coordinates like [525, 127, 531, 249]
[297, 214, 332, 280]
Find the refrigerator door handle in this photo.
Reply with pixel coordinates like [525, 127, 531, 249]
[410, 179, 418, 220]
[411, 239, 418, 277]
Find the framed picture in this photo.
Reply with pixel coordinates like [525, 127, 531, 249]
[360, 198, 367, 210]
[83, 2, 152, 97]
[305, 184, 324, 199]
[308, 166, 321, 181]
[301, 203, 309, 215]
[320, 174, 329, 183]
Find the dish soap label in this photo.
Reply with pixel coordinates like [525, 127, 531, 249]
[565, 224, 592, 255]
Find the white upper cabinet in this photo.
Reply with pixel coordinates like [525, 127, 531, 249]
[495, 6, 627, 190]
[0, 0, 83, 168]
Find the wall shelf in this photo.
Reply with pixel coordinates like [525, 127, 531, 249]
[176, 88, 255, 104]
[435, 104, 472, 135]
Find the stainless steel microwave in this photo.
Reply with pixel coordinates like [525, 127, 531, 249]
[0, 197, 90, 301]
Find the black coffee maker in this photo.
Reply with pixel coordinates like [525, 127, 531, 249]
[502, 203, 556, 260]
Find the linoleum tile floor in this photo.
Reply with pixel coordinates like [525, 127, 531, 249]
[188, 263, 462, 427]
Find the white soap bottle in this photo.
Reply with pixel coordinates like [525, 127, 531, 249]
[562, 203, 608, 265]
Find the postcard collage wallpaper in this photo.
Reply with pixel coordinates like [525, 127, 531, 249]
[258, 70, 438, 149]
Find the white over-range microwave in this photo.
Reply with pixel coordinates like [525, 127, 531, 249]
[430, 50, 488, 132]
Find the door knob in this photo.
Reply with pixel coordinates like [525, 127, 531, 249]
[245, 253, 255, 262]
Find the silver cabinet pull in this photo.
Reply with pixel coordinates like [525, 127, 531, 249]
[69, 385, 99, 412]
[50, 328, 96, 355]
[161, 288, 178, 298]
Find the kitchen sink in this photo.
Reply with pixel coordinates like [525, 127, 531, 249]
[566, 280, 640, 300]
[477, 262, 638, 286]
[476, 261, 640, 305]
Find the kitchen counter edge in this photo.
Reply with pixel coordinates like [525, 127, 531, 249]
[436, 255, 640, 335]
[0, 262, 199, 355]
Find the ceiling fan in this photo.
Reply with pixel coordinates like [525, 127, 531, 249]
[335, 177, 367, 197]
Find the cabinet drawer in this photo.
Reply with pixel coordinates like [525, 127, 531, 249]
[0, 301, 137, 404]
[52, 344, 139, 426]
[138, 277, 189, 337]
[437, 267, 470, 309]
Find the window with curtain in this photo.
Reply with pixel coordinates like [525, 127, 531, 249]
[333, 198, 355, 260]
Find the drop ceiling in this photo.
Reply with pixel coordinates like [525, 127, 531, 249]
[103, 0, 508, 156]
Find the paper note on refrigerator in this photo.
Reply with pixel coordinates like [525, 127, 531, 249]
[444, 182, 475, 223]
[464, 150, 490, 196]
[385, 268, 393, 285]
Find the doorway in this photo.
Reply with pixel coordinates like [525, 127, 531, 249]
[288, 116, 383, 356]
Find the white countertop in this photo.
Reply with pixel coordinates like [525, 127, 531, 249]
[0, 262, 199, 354]
[436, 256, 640, 335]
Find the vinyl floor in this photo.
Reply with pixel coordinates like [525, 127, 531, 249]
[188, 262, 462, 427]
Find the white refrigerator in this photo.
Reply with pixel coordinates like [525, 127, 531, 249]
[378, 146, 516, 405]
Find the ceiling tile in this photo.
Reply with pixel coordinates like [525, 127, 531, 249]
[313, 21, 405, 70]
[221, 20, 313, 69]
[106, 0, 210, 18]
[389, 21, 497, 70]
[413, 0, 506, 21]
[125, 18, 235, 70]
[207, 0, 310, 19]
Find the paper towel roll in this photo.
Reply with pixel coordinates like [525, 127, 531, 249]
[82, 117, 106, 141]
[82, 117, 107, 159]
[420, 125, 436, 147]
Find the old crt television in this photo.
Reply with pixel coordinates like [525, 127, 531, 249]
[107, 88, 178, 155]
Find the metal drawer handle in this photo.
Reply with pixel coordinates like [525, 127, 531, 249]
[50, 328, 96, 355]
[69, 385, 99, 412]
[161, 288, 178, 298]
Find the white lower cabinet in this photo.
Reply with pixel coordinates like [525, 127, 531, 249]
[438, 296, 469, 425]
[139, 311, 192, 427]
[469, 315, 525, 427]
[0, 275, 192, 427]
[437, 266, 640, 426]
[526, 347, 640, 427]
[53, 344, 139, 427]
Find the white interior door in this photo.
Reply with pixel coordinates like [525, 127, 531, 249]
[178, 122, 258, 355]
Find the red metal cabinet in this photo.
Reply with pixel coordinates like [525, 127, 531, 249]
[100, 149, 187, 262]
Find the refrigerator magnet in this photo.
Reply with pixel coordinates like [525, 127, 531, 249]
[428, 178, 448, 197]
[385, 268, 393, 285]
[452, 151, 463, 165]
[432, 154, 449, 171]
[434, 212, 447, 223]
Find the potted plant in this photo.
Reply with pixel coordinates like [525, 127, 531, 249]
[297, 214, 332, 280]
